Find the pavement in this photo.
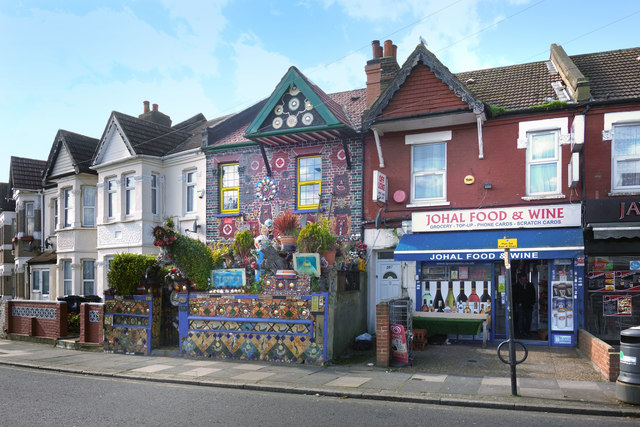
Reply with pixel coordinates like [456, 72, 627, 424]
[1, 336, 639, 418]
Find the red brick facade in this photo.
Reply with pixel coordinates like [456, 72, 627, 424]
[578, 329, 620, 382]
[80, 303, 103, 344]
[376, 301, 390, 366]
[5, 300, 68, 338]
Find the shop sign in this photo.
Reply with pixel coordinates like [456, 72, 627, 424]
[372, 170, 387, 203]
[585, 198, 640, 223]
[552, 334, 574, 346]
[412, 204, 580, 232]
[390, 324, 408, 364]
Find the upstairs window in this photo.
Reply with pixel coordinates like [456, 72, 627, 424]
[82, 186, 96, 227]
[106, 178, 116, 219]
[297, 156, 321, 210]
[612, 124, 640, 191]
[53, 198, 58, 230]
[527, 130, 560, 195]
[185, 171, 196, 214]
[25, 201, 34, 236]
[151, 174, 159, 215]
[412, 143, 446, 202]
[124, 174, 135, 216]
[220, 163, 239, 214]
[63, 189, 72, 227]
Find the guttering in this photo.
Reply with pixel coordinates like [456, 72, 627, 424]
[372, 127, 385, 168]
[201, 141, 258, 152]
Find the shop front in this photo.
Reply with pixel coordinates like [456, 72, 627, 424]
[584, 198, 640, 343]
[394, 204, 584, 346]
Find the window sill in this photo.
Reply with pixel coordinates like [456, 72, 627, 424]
[406, 201, 450, 208]
[609, 191, 640, 196]
[521, 194, 565, 201]
[213, 213, 242, 218]
[293, 208, 325, 214]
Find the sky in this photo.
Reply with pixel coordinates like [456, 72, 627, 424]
[1, 0, 639, 181]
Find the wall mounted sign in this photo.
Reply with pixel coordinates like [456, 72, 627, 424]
[373, 170, 387, 203]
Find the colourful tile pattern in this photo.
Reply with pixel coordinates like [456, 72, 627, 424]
[103, 296, 160, 355]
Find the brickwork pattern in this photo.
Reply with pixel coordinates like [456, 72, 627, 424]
[5, 300, 67, 338]
[205, 138, 363, 243]
[376, 301, 390, 367]
[80, 303, 104, 344]
[578, 329, 619, 382]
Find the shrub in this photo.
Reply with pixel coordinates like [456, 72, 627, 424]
[233, 230, 255, 260]
[107, 253, 157, 295]
[297, 219, 337, 252]
[68, 313, 80, 334]
[168, 234, 220, 290]
[273, 210, 300, 237]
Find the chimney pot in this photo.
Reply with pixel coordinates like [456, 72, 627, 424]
[384, 40, 393, 57]
[392, 44, 397, 59]
[371, 40, 381, 59]
[143, 100, 150, 113]
[152, 103, 158, 112]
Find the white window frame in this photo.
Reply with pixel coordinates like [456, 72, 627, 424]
[611, 124, 640, 192]
[53, 198, 58, 230]
[104, 255, 114, 289]
[185, 170, 196, 214]
[605, 112, 640, 194]
[526, 130, 562, 197]
[151, 174, 159, 216]
[82, 259, 95, 296]
[63, 188, 72, 227]
[124, 174, 135, 217]
[63, 260, 73, 296]
[406, 131, 450, 207]
[82, 186, 96, 227]
[25, 201, 34, 236]
[106, 178, 116, 219]
[32, 268, 50, 296]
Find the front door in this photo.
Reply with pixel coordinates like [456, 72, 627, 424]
[376, 256, 402, 303]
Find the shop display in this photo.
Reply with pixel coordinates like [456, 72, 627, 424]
[551, 281, 573, 331]
[468, 281, 480, 313]
[445, 281, 455, 311]
[433, 282, 445, 312]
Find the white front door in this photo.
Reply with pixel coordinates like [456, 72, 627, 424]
[376, 258, 402, 303]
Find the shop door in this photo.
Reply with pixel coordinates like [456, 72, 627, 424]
[376, 258, 402, 303]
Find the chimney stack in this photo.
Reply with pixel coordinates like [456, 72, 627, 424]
[365, 39, 400, 108]
[143, 100, 150, 113]
[152, 103, 159, 112]
[138, 101, 172, 127]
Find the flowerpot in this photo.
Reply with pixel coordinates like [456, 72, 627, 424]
[321, 250, 336, 267]
[280, 235, 297, 249]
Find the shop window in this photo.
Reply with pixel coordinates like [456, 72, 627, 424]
[25, 201, 34, 236]
[220, 163, 239, 214]
[124, 174, 135, 216]
[527, 130, 561, 196]
[106, 178, 116, 219]
[63, 260, 72, 295]
[185, 170, 196, 214]
[82, 260, 95, 295]
[82, 186, 96, 227]
[63, 188, 72, 227]
[612, 124, 640, 191]
[297, 156, 321, 210]
[151, 174, 159, 215]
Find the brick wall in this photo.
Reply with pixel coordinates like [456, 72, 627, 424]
[376, 301, 390, 366]
[578, 329, 619, 382]
[6, 300, 68, 338]
[80, 303, 104, 344]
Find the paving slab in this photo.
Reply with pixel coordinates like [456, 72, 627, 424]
[324, 376, 372, 388]
[130, 364, 174, 373]
[439, 375, 483, 394]
[230, 371, 275, 382]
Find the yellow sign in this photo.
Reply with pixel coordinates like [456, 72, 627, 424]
[498, 238, 517, 249]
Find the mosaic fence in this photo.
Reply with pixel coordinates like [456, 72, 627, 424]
[12, 306, 57, 319]
[179, 293, 329, 364]
[103, 296, 161, 355]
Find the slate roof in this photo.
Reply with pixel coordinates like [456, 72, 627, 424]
[111, 111, 192, 157]
[456, 46, 640, 110]
[167, 113, 232, 155]
[9, 156, 47, 191]
[43, 130, 100, 181]
[0, 182, 15, 212]
[206, 88, 367, 149]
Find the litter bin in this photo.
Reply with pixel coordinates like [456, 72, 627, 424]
[83, 295, 102, 303]
[616, 326, 640, 404]
[57, 295, 84, 314]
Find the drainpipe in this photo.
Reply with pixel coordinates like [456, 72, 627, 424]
[372, 127, 385, 168]
[476, 115, 484, 159]
[39, 190, 45, 253]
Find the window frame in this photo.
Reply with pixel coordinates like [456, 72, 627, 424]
[53, 198, 58, 230]
[124, 174, 135, 217]
[410, 142, 447, 204]
[296, 155, 322, 210]
[63, 188, 72, 227]
[82, 259, 95, 296]
[220, 163, 239, 214]
[31, 268, 50, 296]
[151, 174, 159, 216]
[611, 123, 640, 192]
[526, 129, 561, 196]
[25, 201, 34, 236]
[185, 170, 196, 214]
[82, 186, 96, 227]
[63, 260, 73, 296]
[106, 178, 116, 219]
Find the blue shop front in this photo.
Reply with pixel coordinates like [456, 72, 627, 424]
[394, 204, 585, 346]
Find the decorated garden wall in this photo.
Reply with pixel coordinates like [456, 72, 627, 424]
[103, 295, 161, 355]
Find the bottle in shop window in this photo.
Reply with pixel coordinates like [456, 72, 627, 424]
[422, 299, 429, 312]
[445, 281, 455, 312]
[433, 282, 445, 313]
[422, 286, 433, 312]
[480, 281, 491, 314]
[464, 301, 471, 313]
[468, 281, 480, 313]
[457, 283, 468, 303]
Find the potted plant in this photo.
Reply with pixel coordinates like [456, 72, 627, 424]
[297, 219, 338, 266]
[273, 210, 299, 248]
[233, 230, 255, 265]
[318, 219, 338, 266]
